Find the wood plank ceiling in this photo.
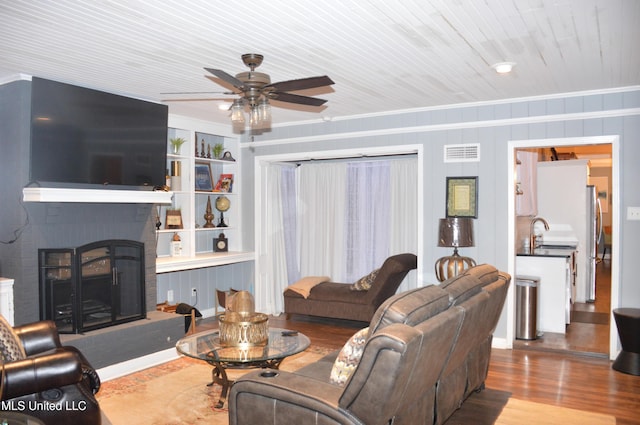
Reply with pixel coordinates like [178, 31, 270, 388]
[0, 0, 638, 127]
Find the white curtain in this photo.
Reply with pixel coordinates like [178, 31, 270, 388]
[345, 161, 391, 281]
[390, 158, 418, 290]
[298, 162, 347, 281]
[257, 163, 289, 315]
[281, 166, 300, 285]
[261, 155, 418, 313]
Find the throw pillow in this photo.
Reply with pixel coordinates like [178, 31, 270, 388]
[0, 314, 26, 364]
[350, 268, 380, 291]
[329, 327, 369, 387]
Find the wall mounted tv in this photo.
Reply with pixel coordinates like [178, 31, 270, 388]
[30, 77, 168, 189]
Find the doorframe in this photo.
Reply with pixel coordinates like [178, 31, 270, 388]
[506, 135, 620, 359]
[253, 144, 424, 314]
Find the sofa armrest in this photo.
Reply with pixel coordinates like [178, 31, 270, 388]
[13, 320, 62, 355]
[229, 369, 363, 425]
[1, 350, 83, 400]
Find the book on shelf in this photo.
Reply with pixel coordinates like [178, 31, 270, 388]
[214, 173, 234, 192]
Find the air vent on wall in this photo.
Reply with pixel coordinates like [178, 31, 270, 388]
[443, 143, 480, 163]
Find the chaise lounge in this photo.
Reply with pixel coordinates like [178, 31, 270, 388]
[283, 253, 418, 323]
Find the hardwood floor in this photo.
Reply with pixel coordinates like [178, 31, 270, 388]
[514, 258, 612, 357]
[196, 288, 640, 424]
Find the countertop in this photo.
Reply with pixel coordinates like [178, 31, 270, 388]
[516, 246, 575, 258]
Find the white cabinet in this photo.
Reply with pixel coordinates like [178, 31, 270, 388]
[516, 255, 572, 334]
[0, 278, 15, 325]
[155, 115, 254, 273]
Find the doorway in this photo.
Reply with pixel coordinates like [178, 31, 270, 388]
[506, 136, 620, 359]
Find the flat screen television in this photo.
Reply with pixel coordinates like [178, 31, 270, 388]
[30, 77, 168, 189]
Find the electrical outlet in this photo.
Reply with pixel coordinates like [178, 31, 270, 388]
[191, 288, 197, 296]
[167, 290, 174, 303]
[628, 206, 640, 221]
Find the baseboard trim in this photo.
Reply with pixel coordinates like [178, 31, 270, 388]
[492, 337, 510, 350]
[97, 348, 180, 382]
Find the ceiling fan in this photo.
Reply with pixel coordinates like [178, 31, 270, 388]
[167, 53, 335, 127]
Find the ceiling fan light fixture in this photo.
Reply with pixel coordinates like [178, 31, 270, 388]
[258, 98, 271, 123]
[230, 99, 245, 124]
[202, 54, 335, 130]
[492, 62, 516, 74]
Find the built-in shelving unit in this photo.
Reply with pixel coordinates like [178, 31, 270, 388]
[156, 115, 254, 273]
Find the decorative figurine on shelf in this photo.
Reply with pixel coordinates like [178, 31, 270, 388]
[203, 196, 215, 228]
[195, 136, 199, 157]
[207, 144, 211, 159]
[200, 139, 206, 158]
[215, 195, 230, 227]
[170, 232, 182, 257]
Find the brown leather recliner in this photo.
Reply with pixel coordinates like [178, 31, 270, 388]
[0, 316, 101, 425]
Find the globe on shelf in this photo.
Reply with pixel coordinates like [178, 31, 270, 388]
[215, 196, 230, 227]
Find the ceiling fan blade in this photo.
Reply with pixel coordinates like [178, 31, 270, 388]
[161, 98, 231, 102]
[270, 92, 328, 106]
[160, 91, 235, 95]
[204, 68, 245, 89]
[266, 76, 334, 92]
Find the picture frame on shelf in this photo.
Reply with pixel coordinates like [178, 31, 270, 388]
[214, 173, 234, 193]
[446, 176, 478, 218]
[195, 162, 213, 191]
[165, 209, 184, 229]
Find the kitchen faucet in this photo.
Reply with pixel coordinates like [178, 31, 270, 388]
[529, 217, 550, 253]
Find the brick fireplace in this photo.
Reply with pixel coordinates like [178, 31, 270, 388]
[7, 202, 158, 326]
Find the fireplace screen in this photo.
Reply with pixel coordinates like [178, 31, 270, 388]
[39, 240, 146, 333]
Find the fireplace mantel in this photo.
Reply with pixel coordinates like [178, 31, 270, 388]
[23, 187, 173, 204]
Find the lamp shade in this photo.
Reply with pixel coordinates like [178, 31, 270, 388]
[438, 217, 474, 248]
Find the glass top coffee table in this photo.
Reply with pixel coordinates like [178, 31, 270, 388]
[176, 327, 310, 408]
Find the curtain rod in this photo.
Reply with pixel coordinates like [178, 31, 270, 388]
[290, 152, 417, 165]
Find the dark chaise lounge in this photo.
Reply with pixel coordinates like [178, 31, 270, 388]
[283, 253, 418, 323]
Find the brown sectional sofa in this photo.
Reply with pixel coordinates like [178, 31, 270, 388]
[229, 264, 511, 425]
[283, 253, 418, 322]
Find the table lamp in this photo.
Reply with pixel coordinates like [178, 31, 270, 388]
[435, 217, 476, 282]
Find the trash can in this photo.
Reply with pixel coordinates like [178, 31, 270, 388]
[516, 275, 539, 340]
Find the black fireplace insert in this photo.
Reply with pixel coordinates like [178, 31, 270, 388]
[38, 239, 146, 333]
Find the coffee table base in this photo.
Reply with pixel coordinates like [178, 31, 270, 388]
[205, 358, 285, 408]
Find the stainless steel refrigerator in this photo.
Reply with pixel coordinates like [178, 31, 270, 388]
[586, 185, 602, 302]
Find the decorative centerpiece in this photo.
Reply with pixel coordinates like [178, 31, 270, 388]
[218, 291, 268, 348]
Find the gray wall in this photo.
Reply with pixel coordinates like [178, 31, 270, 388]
[240, 88, 640, 341]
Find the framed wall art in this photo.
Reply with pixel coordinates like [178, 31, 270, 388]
[194, 162, 213, 191]
[446, 176, 478, 218]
